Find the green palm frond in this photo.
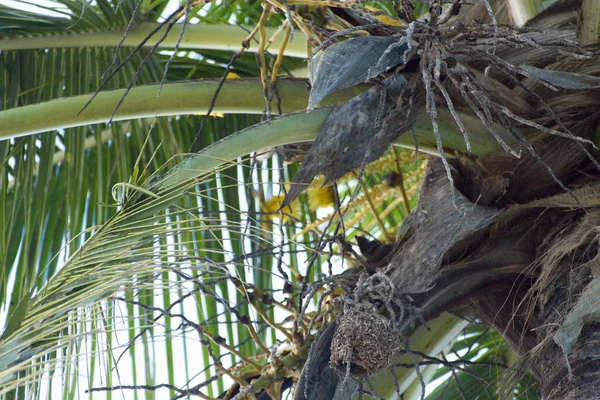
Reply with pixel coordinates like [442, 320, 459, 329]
[0, 0, 292, 313]
[0, 0, 308, 320]
[426, 324, 538, 400]
[0, 4, 71, 33]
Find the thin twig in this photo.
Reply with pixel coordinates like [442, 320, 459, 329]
[79, 6, 184, 116]
[189, 26, 260, 152]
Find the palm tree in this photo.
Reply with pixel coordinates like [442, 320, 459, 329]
[1, 0, 599, 399]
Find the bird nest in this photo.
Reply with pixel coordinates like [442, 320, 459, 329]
[330, 305, 402, 377]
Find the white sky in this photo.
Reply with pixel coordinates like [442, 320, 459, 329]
[4, 0, 68, 17]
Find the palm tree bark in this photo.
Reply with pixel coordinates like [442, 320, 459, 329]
[532, 325, 600, 399]
[438, 146, 600, 399]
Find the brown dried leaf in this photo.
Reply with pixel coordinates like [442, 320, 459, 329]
[308, 36, 413, 109]
[518, 64, 600, 90]
[282, 75, 408, 207]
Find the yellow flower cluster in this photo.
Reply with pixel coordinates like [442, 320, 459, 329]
[261, 195, 301, 222]
[293, 152, 427, 237]
[306, 176, 335, 212]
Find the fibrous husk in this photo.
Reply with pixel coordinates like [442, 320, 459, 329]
[555, 277, 600, 372]
[459, 137, 590, 206]
[387, 158, 500, 293]
[356, 236, 396, 273]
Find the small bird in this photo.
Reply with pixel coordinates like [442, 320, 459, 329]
[356, 235, 397, 274]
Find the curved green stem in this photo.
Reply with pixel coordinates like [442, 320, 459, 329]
[150, 108, 334, 192]
[0, 78, 362, 140]
[0, 22, 308, 58]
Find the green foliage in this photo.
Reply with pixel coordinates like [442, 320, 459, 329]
[427, 324, 538, 400]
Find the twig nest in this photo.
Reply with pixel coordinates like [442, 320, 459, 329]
[330, 307, 401, 377]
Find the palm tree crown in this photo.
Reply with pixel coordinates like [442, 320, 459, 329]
[2, 1, 600, 399]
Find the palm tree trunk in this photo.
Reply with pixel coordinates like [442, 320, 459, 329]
[532, 328, 600, 400]
[451, 163, 600, 399]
